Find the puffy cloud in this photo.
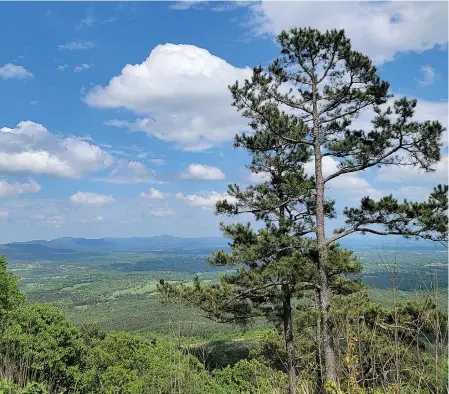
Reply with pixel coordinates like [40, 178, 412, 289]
[375, 155, 448, 184]
[416, 65, 437, 87]
[304, 156, 382, 203]
[331, 94, 448, 151]
[302, 154, 444, 204]
[57, 64, 68, 71]
[180, 164, 225, 180]
[328, 96, 448, 187]
[176, 191, 237, 208]
[391, 186, 433, 202]
[249, 1, 448, 64]
[95, 160, 163, 184]
[149, 208, 174, 216]
[304, 156, 365, 186]
[70, 191, 116, 206]
[0, 121, 113, 178]
[0, 63, 33, 79]
[352, 96, 448, 136]
[57, 41, 96, 50]
[330, 175, 371, 191]
[411, 98, 448, 124]
[248, 171, 271, 183]
[74, 63, 94, 72]
[140, 188, 165, 199]
[85, 43, 252, 151]
[0, 179, 41, 198]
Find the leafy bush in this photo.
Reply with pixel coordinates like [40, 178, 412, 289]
[0, 303, 86, 391]
[83, 331, 217, 393]
[212, 359, 288, 394]
[0, 380, 47, 394]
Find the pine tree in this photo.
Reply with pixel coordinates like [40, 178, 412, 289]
[228, 27, 448, 391]
[159, 130, 362, 394]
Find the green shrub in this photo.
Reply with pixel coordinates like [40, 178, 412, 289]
[0, 380, 47, 394]
[0, 303, 86, 391]
[212, 359, 287, 394]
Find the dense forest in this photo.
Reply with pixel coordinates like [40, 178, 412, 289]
[0, 27, 448, 394]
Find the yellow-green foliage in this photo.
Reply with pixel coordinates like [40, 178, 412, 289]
[0, 380, 47, 394]
[212, 359, 288, 394]
[0, 302, 86, 391]
[83, 331, 217, 394]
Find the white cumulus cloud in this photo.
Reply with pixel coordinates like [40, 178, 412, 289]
[0, 63, 33, 79]
[304, 156, 370, 189]
[176, 191, 237, 208]
[180, 164, 225, 180]
[0, 121, 113, 178]
[416, 65, 437, 87]
[349, 95, 448, 148]
[304, 156, 382, 203]
[248, 171, 271, 183]
[0, 179, 41, 198]
[74, 63, 94, 72]
[375, 155, 448, 184]
[85, 43, 252, 151]
[249, 1, 448, 65]
[392, 186, 433, 202]
[70, 191, 116, 206]
[140, 188, 165, 199]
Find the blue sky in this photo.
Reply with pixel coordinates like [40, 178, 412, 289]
[0, 1, 447, 243]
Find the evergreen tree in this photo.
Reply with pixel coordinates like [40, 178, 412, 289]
[160, 130, 362, 393]
[228, 27, 448, 391]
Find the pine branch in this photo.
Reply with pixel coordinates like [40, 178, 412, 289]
[328, 185, 448, 245]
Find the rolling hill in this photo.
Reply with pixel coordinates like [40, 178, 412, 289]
[0, 235, 230, 260]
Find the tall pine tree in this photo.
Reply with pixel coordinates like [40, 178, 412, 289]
[160, 129, 362, 394]
[228, 27, 448, 391]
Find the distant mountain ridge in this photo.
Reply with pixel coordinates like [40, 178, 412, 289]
[0, 235, 230, 261]
[0, 235, 444, 261]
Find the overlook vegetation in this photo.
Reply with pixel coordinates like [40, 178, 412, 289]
[0, 27, 448, 394]
[0, 249, 447, 394]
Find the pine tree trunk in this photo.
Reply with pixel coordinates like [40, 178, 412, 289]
[315, 290, 324, 390]
[283, 289, 297, 394]
[312, 80, 337, 390]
